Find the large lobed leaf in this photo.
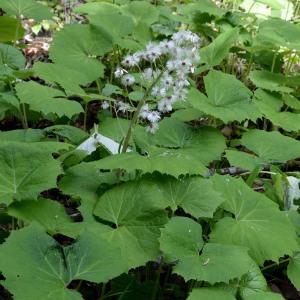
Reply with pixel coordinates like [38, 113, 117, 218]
[188, 288, 235, 300]
[16, 81, 83, 118]
[226, 129, 300, 170]
[0, 142, 62, 205]
[0, 16, 24, 42]
[188, 71, 260, 123]
[0, 0, 53, 21]
[159, 217, 252, 284]
[7, 198, 80, 238]
[94, 180, 168, 269]
[0, 224, 127, 300]
[91, 123, 225, 177]
[210, 175, 298, 264]
[152, 175, 224, 218]
[200, 27, 239, 68]
[49, 24, 113, 83]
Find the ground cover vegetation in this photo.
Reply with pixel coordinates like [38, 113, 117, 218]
[0, 0, 300, 299]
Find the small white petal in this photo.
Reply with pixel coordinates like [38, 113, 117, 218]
[121, 74, 135, 86]
[146, 122, 159, 134]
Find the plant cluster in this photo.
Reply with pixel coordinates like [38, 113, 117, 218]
[0, 0, 300, 300]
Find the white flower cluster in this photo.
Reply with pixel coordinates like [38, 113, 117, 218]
[115, 30, 201, 133]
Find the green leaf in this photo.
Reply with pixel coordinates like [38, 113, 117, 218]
[287, 252, 300, 290]
[49, 24, 112, 83]
[283, 94, 300, 110]
[210, 175, 298, 264]
[238, 260, 268, 298]
[0, 0, 53, 21]
[187, 288, 235, 300]
[0, 224, 127, 300]
[99, 117, 131, 143]
[226, 128, 300, 169]
[225, 150, 266, 170]
[75, 2, 122, 16]
[33, 62, 90, 94]
[260, 109, 300, 132]
[160, 217, 204, 259]
[16, 81, 83, 118]
[89, 10, 134, 43]
[88, 150, 208, 177]
[121, 1, 158, 45]
[0, 43, 25, 70]
[200, 27, 239, 67]
[178, 0, 225, 18]
[255, 19, 300, 52]
[254, 89, 300, 132]
[122, 1, 159, 26]
[44, 125, 88, 145]
[255, 89, 283, 111]
[0, 92, 20, 114]
[159, 217, 252, 284]
[94, 180, 168, 269]
[137, 118, 193, 149]
[0, 142, 61, 205]
[7, 198, 78, 237]
[244, 292, 284, 300]
[171, 107, 204, 122]
[59, 163, 118, 202]
[241, 129, 300, 163]
[249, 71, 293, 93]
[136, 123, 226, 167]
[0, 128, 44, 142]
[154, 176, 224, 218]
[0, 16, 24, 42]
[188, 71, 260, 123]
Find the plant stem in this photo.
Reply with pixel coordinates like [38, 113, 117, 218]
[76, 280, 83, 291]
[243, 53, 253, 83]
[83, 102, 88, 132]
[99, 282, 107, 300]
[247, 2, 256, 14]
[285, 51, 295, 74]
[121, 72, 163, 153]
[96, 79, 101, 94]
[261, 258, 290, 272]
[271, 51, 278, 72]
[151, 262, 163, 300]
[21, 103, 28, 129]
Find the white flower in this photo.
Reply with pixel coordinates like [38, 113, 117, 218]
[139, 104, 150, 119]
[142, 68, 155, 81]
[158, 87, 167, 97]
[121, 74, 135, 86]
[151, 86, 160, 97]
[151, 86, 166, 98]
[176, 59, 193, 72]
[145, 42, 162, 62]
[146, 111, 161, 123]
[161, 74, 173, 88]
[101, 101, 110, 110]
[116, 101, 131, 113]
[158, 100, 173, 113]
[172, 30, 200, 46]
[122, 54, 140, 67]
[134, 51, 145, 60]
[173, 88, 188, 101]
[114, 67, 126, 78]
[146, 122, 159, 134]
[166, 60, 176, 71]
[175, 77, 190, 88]
[159, 40, 175, 54]
[163, 95, 177, 104]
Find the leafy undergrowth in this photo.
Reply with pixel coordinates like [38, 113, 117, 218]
[0, 0, 300, 299]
